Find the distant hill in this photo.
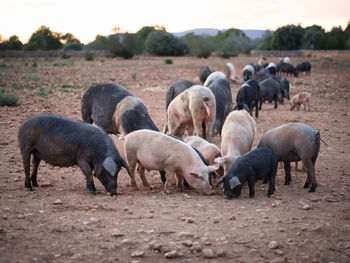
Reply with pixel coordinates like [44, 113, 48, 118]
[172, 28, 267, 39]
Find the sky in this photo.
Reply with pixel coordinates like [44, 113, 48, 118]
[1, 0, 349, 44]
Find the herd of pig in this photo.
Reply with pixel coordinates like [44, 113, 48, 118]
[17, 57, 321, 199]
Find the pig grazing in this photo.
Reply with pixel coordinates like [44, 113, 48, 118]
[184, 136, 221, 165]
[199, 66, 212, 84]
[258, 122, 320, 192]
[167, 85, 216, 141]
[277, 62, 299, 77]
[243, 64, 255, 81]
[216, 148, 277, 198]
[259, 77, 283, 109]
[235, 80, 260, 118]
[207, 78, 233, 136]
[289, 92, 311, 111]
[18, 115, 130, 195]
[165, 80, 195, 110]
[225, 62, 240, 82]
[214, 110, 256, 175]
[296, 62, 311, 76]
[81, 83, 158, 136]
[123, 130, 218, 195]
[203, 71, 227, 87]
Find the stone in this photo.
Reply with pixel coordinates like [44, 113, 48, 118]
[131, 250, 144, 257]
[269, 241, 279, 249]
[303, 205, 311, 210]
[164, 250, 177, 258]
[275, 249, 284, 255]
[53, 199, 62, 205]
[185, 217, 194, 223]
[213, 217, 220, 224]
[112, 229, 124, 238]
[181, 240, 193, 247]
[149, 240, 162, 251]
[178, 232, 194, 237]
[216, 248, 226, 257]
[202, 248, 215, 258]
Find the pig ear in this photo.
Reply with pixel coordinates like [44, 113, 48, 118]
[214, 157, 227, 165]
[103, 157, 118, 176]
[229, 176, 241, 190]
[207, 164, 220, 172]
[190, 168, 203, 178]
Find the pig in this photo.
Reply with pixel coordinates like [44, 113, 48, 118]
[203, 71, 227, 87]
[17, 114, 130, 196]
[266, 62, 277, 75]
[283, 57, 291, 64]
[123, 130, 219, 194]
[296, 61, 312, 76]
[167, 85, 216, 141]
[199, 66, 212, 84]
[234, 79, 260, 118]
[163, 80, 195, 133]
[206, 78, 233, 136]
[289, 92, 311, 111]
[214, 110, 256, 175]
[243, 64, 255, 81]
[257, 122, 320, 192]
[225, 62, 241, 82]
[278, 76, 291, 101]
[81, 83, 158, 136]
[259, 77, 283, 109]
[216, 148, 278, 198]
[277, 62, 299, 77]
[255, 68, 272, 83]
[184, 136, 221, 165]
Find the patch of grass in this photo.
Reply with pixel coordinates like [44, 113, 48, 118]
[53, 60, 75, 67]
[26, 72, 39, 81]
[35, 85, 53, 97]
[131, 72, 137, 80]
[0, 89, 19, 106]
[58, 84, 81, 92]
[84, 52, 94, 61]
[0, 63, 6, 68]
[164, 58, 173, 64]
[61, 53, 71, 59]
[12, 83, 36, 90]
[295, 80, 303, 86]
[32, 61, 38, 67]
[324, 56, 333, 62]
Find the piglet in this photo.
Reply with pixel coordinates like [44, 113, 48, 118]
[289, 92, 311, 111]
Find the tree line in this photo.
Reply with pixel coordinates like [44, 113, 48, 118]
[1, 23, 349, 58]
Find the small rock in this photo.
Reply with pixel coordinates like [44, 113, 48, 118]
[149, 240, 162, 251]
[53, 199, 62, 205]
[216, 248, 226, 257]
[213, 217, 220, 224]
[131, 250, 144, 257]
[303, 205, 311, 210]
[275, 249, 284, 255]
[38, 210, 45, 214]
[112, 229, 124, 238]
[178, 232, 194, 237]
[202, 248, 214, 258]
[268, 241, 279, 249]
[122, 238, 133, 246]
[90, 217, 98, 222]
[181, 240, 193, 247]
[164, 250, 177, 258]
[17, 214, 25, 219]
[185, 217, 194, 223]
[184, 194, 191, 199]
[228, 215, 236, 220]
[190, 242, 202, 252]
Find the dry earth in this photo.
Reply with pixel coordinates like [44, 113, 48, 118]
[0, 55, 350, 263]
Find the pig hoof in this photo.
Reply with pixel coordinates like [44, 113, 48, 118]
[26, 187, 34, 191]
[32, 182, 38, 187]
[284, 181, 290, 185]
[164, 189, 171, 194]
[309, 184, 317, 192]
[89, 189, 96, 195]
[303, 183, 310, 188]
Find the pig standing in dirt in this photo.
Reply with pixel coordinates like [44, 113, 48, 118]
[123, 130, 218, 195]
[167, 85, 216, 141]
[214, 110, 256, 175]
[225, 62, 241, 82]
[18, 115, 130, 196]
[203, 71, 227, 87]
[199, 66, 212, 84]
[289, 92, 311, 111]
[258, 122, 320, 192]
[184, 136, 221, 165]
[81, 83, 158, 136]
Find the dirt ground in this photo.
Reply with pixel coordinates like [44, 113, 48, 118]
[0, 55, 349, 263]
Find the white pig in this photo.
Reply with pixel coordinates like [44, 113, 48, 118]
[184, 136, 221, 165]
[123, 130, 218, 195]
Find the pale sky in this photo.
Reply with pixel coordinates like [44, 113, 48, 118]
[1, 0, 349, 44]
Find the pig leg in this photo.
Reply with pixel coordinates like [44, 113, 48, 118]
[187, 125, 194, 136]
[302, 159, 317, 192]
[31, 152, 40, 187]
[267, 161, 277, 197]
[297, 104, 300, 111]
[22, 151, 33, 191]
[247, 175, 256, 198]
[137, 164, 152, 189]
[168, 114, 185, 138]
[164, 167, 176, 194]
[283, 161, 292, 185]
[176, 172, 184, 191]
[254, 100, 259, 118]
[193, 118, 204, 140]
[205, 120, 214, 141]
[127, 161, 138, 189]
[77, 160, 96, 195]
[273, 96, 278, 109]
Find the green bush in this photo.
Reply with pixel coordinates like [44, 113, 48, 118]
[108, 33, 142, 59]
[164, 59, 173, 64]
[84, 52, 94, 61]
[0, 89, 19, 106]
[183, 34, 214, 58]
[61, 53, 71, 59]
[145, 30, 187, 56]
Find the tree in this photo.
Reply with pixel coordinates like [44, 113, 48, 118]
[136, 26, 157, 42]
[303, 25, 326, 49]
[86, 34, 109, 50]
[272, 24, 304, 50]
[145, 30, 187, 56]
[324, 26, 348, 49]
[25, 26, 63, 50]
[183, 33, 214, 58]
[260, 30, 274, 50]
[0, 35, 23, 50]
[108, 33, 143, 59]
[61, 33, 83, 50]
